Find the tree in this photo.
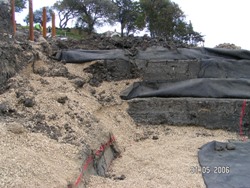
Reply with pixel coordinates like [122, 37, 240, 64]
[24, 7, 53, 25]
[140, 0, 180, 38]
[112, 0, 144, 37]
[53, 0, 117, 34]
[140, 0, 204, 46]
[15, 0, 27, 12]
[178, 21, 204, 46]
[53, 0, 78, 28]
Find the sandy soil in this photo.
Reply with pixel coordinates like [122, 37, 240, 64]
[0, 58, 239, 188]
[77, 65, 239, 187]
[0, 122, 79, 188]
[88, 125, 237, 188]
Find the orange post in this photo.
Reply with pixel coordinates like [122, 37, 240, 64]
[52, 12, 56, 37]
[42, 7, 47, 38]
[29, 0, 34, 41]
[11, 0, 16, 35]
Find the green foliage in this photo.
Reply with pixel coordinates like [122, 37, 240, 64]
[53, 0, 204, 46]
[53, 0, 117, 34]
[20, 25, 84, 40]
[140, 0, 204, 46]
[56, 28, 84, 40]
[53, 0, 78, 28]
[175, 21, 204, 46]
[23, 7, 53, 25]
[140, 0, 182, 38]
[112, 0, 144, 36]
[15, 0, 27, 13]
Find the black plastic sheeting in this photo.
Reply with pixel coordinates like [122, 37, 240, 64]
[54, 47, 250, 100]
[120, 47, 250, 100]
[121, 79, 250, 100]
[199, 58, 250, 79]
[54, 47, 250, 63]
[136, 47, 250, 61]
[198, 141, 250, 188]
[55, 49, 129, 63]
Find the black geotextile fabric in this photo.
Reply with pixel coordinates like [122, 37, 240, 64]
[136, 47, 250, 61]
[121, 47, 250, 100]
[55, 49, 129, 63]
[198, 141, 250, 188]
[198, 58, 250, 79]
[55, 47, 250, 63]
[120, 79, 250, 100]
[54, 47, 250, 99]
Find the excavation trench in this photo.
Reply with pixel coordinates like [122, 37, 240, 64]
[71, 48, 250, 187]
[72, 134, 119, 188]
[1, 44, 249, 187]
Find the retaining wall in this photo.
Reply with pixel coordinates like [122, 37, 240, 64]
[142, 60, 200, 82]
[127, 97, 250, 133]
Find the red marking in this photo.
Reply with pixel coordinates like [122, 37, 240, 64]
[74, 135, 116, 187]
[83, 156, 93, 170]
[74, 172, 83, 187]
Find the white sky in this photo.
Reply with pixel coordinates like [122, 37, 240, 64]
[173, 0, 250, 50]
[15, 0, 250, 50]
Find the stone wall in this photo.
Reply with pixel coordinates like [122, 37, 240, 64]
[142, 60, 200, 82]
[128, 98, 250, 133]
[126, 56, 250, 133]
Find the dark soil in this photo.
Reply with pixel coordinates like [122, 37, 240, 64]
[84, 59, 140, 87]
[0, 42, 34, 89]
[54, 34, 188, 51]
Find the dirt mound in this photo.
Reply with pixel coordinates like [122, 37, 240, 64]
[0, 41, 34, 90]
[215, 43, 241, 49]
[53, 34, 188, 52]
[0, 29, 192, 92]
[0, 31, 55, 93]
[84, 59, 141, 87]
[0, 58, 130, 187]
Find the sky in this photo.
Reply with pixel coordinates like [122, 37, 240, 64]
[15, 0, 250, 50]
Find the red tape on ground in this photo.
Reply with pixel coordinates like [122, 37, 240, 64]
[74, 135, 116, 187]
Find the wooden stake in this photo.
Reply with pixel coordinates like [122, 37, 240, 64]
[42, 7, 47, 38]
[29, 0, 34, 41]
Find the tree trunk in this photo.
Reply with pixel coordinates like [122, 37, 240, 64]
[0, 0, 13, 37]
[87, 23, 94, 35]
[120, 22, 124, 37]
